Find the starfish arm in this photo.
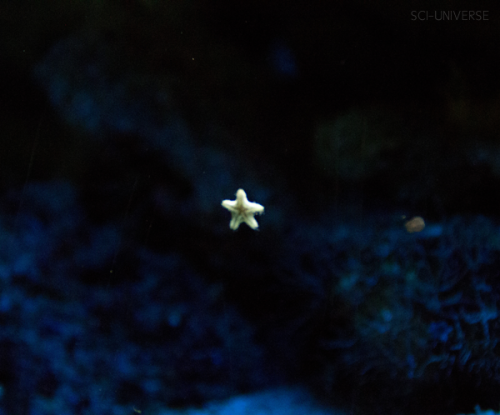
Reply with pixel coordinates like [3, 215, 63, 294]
[235, 188, 248, 203]
[221, 199, 237, 211]
[246, 201, 264, 214]
[230, 213, 245, 230]
[244, 215, 259, 229]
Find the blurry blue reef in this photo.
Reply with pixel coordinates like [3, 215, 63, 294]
[0, 181, 275, 415]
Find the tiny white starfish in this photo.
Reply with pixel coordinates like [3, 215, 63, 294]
[221, 188, 264, 230]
